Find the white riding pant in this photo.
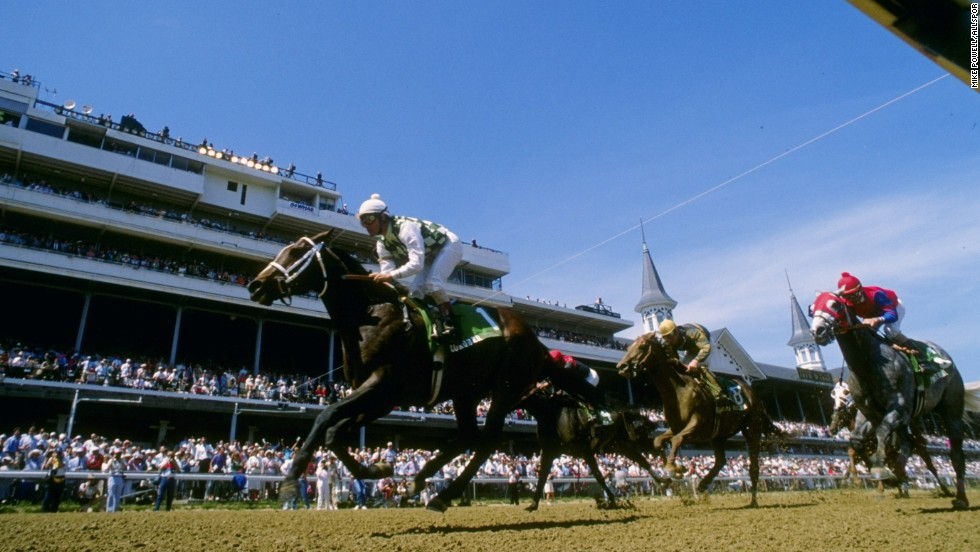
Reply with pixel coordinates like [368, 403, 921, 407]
[403, 232, 463, 305]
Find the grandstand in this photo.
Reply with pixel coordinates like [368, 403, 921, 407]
[1, 69, 976, 479]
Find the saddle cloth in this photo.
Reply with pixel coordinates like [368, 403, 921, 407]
[401, 297, 503, 354]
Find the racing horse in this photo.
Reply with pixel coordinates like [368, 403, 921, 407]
[810, 291, 978, 509]
[247, 231, 553, 512]
[520, 388, 665, 511]
[616, 333, 781, 508]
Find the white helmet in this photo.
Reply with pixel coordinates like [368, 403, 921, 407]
[357, 193, 388, 217]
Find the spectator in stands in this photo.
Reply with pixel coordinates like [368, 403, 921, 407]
[40, 449, 67, 512]
[103, 449, 126, 512]
[153, 450, 177, 511]
[316, 457, 339, 510]
[77, 474, 101, 512]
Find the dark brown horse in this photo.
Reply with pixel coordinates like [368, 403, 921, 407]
[520, 388, 665, 511]
[810, 291, 979, 509]
[247, 231, 553, 512]
[616, 333, 780, 507]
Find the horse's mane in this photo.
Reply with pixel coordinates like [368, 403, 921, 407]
[310, 237, 402, 307]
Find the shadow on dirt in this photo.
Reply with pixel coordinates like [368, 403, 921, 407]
[377, 514, 642, 537]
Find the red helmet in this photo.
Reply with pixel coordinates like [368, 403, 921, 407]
[837, 272, 862, 295]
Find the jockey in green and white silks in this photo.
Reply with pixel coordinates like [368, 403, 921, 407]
[357, 194, 464, 336]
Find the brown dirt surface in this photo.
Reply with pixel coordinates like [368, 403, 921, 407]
[3, 491, 977, 552]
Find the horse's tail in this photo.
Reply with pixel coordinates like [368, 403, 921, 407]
[751, 405, 785, 451]
[759, 410, 783, 438]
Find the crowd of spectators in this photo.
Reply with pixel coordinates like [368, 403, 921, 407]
[0, 343, 346, 405]
[2, 171, 295, 246]
[3, 419, 979, 513]
[534, 327, 628, 351]
[0, 341, 533, 425]
[7, 67, 331, 191]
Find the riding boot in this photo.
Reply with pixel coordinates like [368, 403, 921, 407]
[432, 343, 446, 372]
[437, 302, 457, 342]
[698, 368, 724, 402]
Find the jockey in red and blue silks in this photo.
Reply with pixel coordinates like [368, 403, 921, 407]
[837, 272, 908, 344]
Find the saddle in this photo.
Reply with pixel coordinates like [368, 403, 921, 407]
[399, 296, 504, 354]
[886, 338, 951, 416]
[712, 374, 748, 414]
[398, 295, 504, 406]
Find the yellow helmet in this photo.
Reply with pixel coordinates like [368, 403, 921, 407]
[658, 319, 677, 336]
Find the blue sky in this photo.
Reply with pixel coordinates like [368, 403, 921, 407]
[5, 2, 979, 381]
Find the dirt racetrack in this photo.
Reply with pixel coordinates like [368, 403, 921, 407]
[2, 490, 977, 552]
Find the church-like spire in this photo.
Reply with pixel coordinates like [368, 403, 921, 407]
[635, 224, 677, 333]
[785, 271, 825, 371]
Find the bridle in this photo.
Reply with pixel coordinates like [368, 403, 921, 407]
[619, 338, 656, 379]
[264, 237, 330, 304]
[811, 292, 861, 342]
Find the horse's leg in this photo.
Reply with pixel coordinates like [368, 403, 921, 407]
[909, 424, 952, 497]
[743, 423, 763, 508]
[652, 429, 673, 454]
[884, 430, 911, 498]
[280, 400, 347, 499]
[698, 438, 727, 495]
[526, 412, 559, 513]
[526, 444, 554, 512]
[847, 447, 861, 487]
[664, 419, 699, 477]
[410, 398, 479, 497]
[428, 400, 513, 512]
[583, 454, 617, 508]
[869, 410, 903, 481]
[620, 445, 667, 491]
[283, 379, 396, 499]
[937, 398, 969, 509]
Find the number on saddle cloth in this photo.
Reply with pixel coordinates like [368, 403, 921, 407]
[400, 297, 504, 353]
[715, 373, 746, 410]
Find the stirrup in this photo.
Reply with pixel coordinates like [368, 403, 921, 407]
[437, 316, 457, 342]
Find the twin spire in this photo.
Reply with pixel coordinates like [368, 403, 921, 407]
[633, 232, 825, 371]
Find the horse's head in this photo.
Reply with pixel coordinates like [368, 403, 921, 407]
[808, 291, 854, 346]
[617, 332, 666, 379]
[247, 233, 334, 306]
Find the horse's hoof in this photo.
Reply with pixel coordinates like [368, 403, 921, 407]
[525, 503, 539, 513]
[952, 499, 969, 510]
[870, 467, 895, 481]
[426, 497, 448, 513]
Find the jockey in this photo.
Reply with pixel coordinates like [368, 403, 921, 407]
[357, 194, 464, 339]
[547, 350, 603, 407]
[836, 272, 908, 344]
[658, 320, 724, 402]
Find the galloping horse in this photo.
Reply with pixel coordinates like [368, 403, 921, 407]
[616, 333, 780, 507]
[810, 291, 979, 509]
[520, 389, 664, 511]
[247, 231, 553, 512]
[831, 399, 955, 497]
